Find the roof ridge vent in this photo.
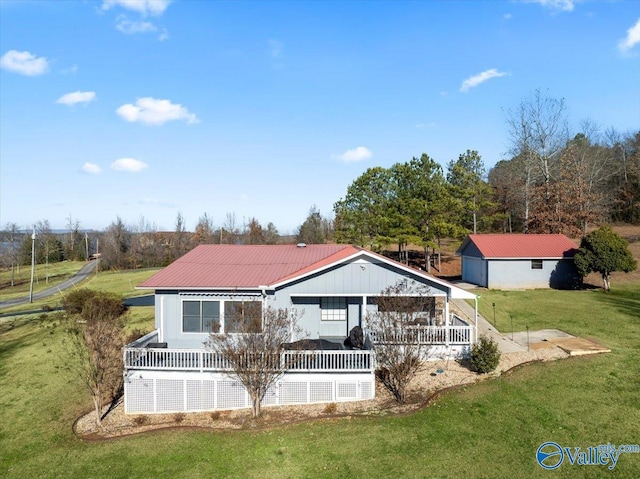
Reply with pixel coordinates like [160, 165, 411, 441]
[296, 243, 307, 248]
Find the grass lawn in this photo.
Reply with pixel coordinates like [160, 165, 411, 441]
[0, 261, 87, 300]
[1, 283, 639, 478]
[0, 266, 160, 316]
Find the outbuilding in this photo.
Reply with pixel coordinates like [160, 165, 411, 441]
[456, 234, 580, 289]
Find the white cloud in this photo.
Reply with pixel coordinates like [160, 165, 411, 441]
[56, 91, 96, 106]
[618, 18, 640, 53]
[269, 39, 284, 59]
[81, 162, 102, 174]
[61, 64, 78, 74]
[0, 50, 49, 76]
[101, 0, 170, 16]
[460, 69, 507, 92]
[334, 146, 373, 162]
[524, 0, 576, 12]
[111, 157, 149, 172]
[116, 97, 198, 125]
[116, 18, 157, 34]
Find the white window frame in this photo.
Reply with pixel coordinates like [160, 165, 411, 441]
[181, 300, 220, 334]
[321, 297, 347, 321]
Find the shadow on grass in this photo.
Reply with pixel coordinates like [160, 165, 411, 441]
[0, 320, 46, 379]
[593, 288, 640, 319]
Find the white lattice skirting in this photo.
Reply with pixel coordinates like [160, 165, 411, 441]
[124, 370, 375, 414]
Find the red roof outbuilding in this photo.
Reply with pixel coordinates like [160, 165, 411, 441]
[456, 234, 578, 259]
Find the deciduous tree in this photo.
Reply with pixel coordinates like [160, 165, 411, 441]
[367, 281, 433, 403]
[206, 306, 304, 418]
[574, 226, 637, 291]
[61, 289, 128, 426]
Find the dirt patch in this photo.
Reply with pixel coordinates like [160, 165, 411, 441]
[75, 346, 569, 440]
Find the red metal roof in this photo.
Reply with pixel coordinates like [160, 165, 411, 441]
[460, 234, 578, 259]
[138, 244, 361, 289]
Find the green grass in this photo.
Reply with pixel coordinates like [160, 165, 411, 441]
[79, 267, 160, 297]
[0, 261, 87, 299]
[473, 284, 640, 349]
[0, 266, 160, 316]
[1, 284, 639, 478]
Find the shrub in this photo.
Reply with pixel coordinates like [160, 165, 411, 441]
[133, 415, 148, 426]
[322, 402, 337, 414]
[469, 336, 501, 374]
[209, 411, 221, 421]
[125, 329, 147, 345]
[173, 413, 185, 424]
[62, 289, 97, 315]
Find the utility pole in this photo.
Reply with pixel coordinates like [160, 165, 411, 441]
[29, 226, 36, 303]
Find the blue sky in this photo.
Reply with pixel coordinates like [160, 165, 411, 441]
[1, 0, 639, 233]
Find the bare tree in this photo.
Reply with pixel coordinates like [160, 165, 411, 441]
[367, 281, 433, 403]
[264, 222, 280, 245]
[1, 222, 21, 286]
[61, 290, 127, 426]
[170, 212, 190, 260]
[101, 217, 131, 270]
[206, 305, 304, 418]
[244, 217, 266, 244]
[193, 212, 215, 245]
[221, 212, 240, 244]
[505, 89, 569, 231]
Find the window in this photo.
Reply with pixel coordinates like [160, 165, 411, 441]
[183, 300, 220, 333]
[321, 297, 347, 321]
[531, 259, 543, 270]
[224, 301, 262, 333]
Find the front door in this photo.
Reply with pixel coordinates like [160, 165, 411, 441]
[319, 297, 348, 338]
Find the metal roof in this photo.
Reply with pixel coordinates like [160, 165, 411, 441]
[138, 243, 477, 300]
[138, 244, 360, 289]
[456, 234, 579, 259]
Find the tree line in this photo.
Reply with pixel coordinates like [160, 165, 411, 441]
[334, 90, 639, 258]
[0, 208, 334, 274]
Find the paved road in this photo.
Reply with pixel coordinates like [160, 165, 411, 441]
[0, 260, 97, 310]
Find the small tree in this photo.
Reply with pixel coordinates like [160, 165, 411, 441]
[61, 289, 127, 426]
[206, 305, 304, 418]
[368, 281, 433, 403]
[574, 226, 637, 291]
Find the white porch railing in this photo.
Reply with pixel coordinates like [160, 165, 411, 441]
[124, 347, 374, 373]
[367, 314, 474, 346]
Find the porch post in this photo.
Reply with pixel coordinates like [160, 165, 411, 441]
[474, 297, 478, 344]
[361, 295, 367, 328]
[444, 296, 450, 345]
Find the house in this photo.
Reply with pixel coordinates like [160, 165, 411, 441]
[124, 244, 477, 414]
[456, 234, 580, 289]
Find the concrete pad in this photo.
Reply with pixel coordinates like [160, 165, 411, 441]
[547, 337, 611, 356]
[510, 329, 575, 347]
